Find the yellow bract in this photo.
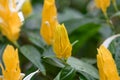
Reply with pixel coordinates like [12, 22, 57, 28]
[22, 0, 33, 18]
[97, 45, 119, 80]
[53, 24, 72, 59]
[0, 0, 22, 42]
[0, 45, 21, 80]
[40, 0, 58, 45]
[94, 0, 110, 13]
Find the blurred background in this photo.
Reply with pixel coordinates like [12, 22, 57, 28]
[14, 0, 120, 79]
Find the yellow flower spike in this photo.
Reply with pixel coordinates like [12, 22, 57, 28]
[94, 0, 110, 13]
[0, 45, 21, 80]
[0, 0, 22, 42]
[40, 0, 58, 45]
[97, 45, 119, 80]
[22, 0, 33, 18]
[53, 24, 72, 59]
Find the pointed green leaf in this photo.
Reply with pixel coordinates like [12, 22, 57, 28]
[67, 57, 99, 79]
[20, 45, 46, 75]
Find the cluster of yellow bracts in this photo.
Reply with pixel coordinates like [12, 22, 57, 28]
[40, 0, 72, 59]
[0, 0, 32, 80]
[0, 0, 119, 80]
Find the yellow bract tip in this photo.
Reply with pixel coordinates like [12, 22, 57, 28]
[97, 45, 119, 80]
[53, 24, 72, 59]
[22, 0, 33, 18]
[94, 0, 110, 13]
[40, 0, 58, 45]
[0, 45, 21, 80]
[0, 0, 22, 42]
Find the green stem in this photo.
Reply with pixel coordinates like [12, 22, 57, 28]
[103, 12, 115, 34]
[60, 58, 69, 65]
[12, 41, 20, 48]
[72, 40, 79, 46]
[113, 1, 119, 12]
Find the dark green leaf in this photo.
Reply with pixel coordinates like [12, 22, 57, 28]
[60, 65, 76, 80]
[43, 58, 64, 68]
[0, 44, 6, 62]
[63, 18, 101, 34]
[70, 23, 100, 53]
[54, 72, 61, 80]
[54, 65, 76, 80]
[79, 74, 87, 80]
[80, 72, 97, 80]
[42, 47, 64, 68]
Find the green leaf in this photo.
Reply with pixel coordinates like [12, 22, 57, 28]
[108, 37, 120, 74]
[43, 58, 64, 68]
[63, 18, 101, 34]
[69, 23, 100, 53]
[54, 72, 61, 80]
[20, 45, 46, 75]
[23, 12, 41, 31]
[58, 8, 83, 22]
[79, 74, 87, 80]
[81, 58, 96, 65]
[0, 44, 6, 62]
[42, 47, 64, 68]
[54, 65, 76, 80]
[60, 65, 76, 80]
[99, 23, 112, 39]
[42, 46, 55, 57]
[80, 72, 97, 80]
[27, 32, 46, 49]
[67, 57, 99, 79]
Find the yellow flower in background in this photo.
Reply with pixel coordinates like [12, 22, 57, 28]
[0, 0, 22, 42]
[53, 24, 72, 59]
[94, 0, 110, 13]
[22, 0, 33, 18]
[0, 45, 23, 80]
[40, 0, 58, 45]
[97, 45, 119, 80]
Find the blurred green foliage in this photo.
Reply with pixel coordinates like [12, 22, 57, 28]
[1, 0, 120, 80]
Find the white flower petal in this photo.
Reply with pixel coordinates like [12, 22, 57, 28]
[16, 0, 26, 11]
[9, 0, 17, 12]
[102, 34, 120, 48]
[18, 12, 24, 22]
[23, 69, 39, 80]
[20, 73, 25, 80]
[0, 17, 3, 23]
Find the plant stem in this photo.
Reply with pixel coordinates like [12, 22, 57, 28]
[60, 58, 69, 65]
[113, 1, 119, 12]
[72, 40, 79, 46]
[103, 12, 115, 34]
[12, 41, 20, 48]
